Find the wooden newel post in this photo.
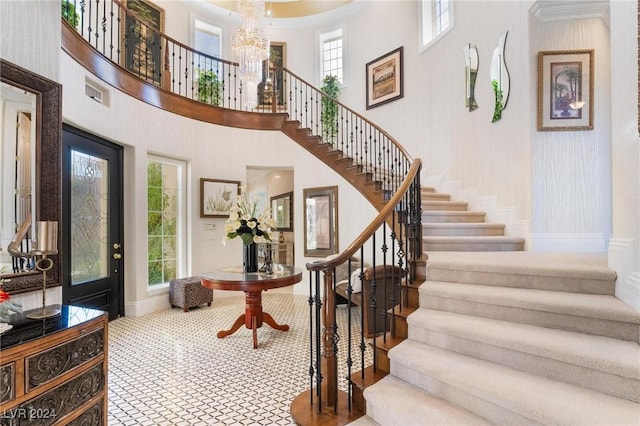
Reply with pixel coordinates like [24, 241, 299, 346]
[321, 269, 338, 407]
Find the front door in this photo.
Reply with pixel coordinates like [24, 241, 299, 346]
[62, 125, 123, 320]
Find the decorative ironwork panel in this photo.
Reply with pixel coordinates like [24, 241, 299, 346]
[0, 362, 15, 403]
[26, 329, 104, 391]
[17, 364, 104, 426]
[70, 150, 109, 285]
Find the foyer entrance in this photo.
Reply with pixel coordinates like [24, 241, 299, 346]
[61, 125, 124, 320]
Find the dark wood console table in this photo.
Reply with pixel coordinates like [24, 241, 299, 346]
[0, 305, 108, 425]
[201, 265, 302, 349]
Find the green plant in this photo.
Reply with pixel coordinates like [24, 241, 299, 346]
[320, 75, 341, 143]
[197, 70, 224, 106]
[491, 79, 504, 123]
[61, 0, 79, 28]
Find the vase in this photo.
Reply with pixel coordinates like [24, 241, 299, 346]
[243, 243, 258, 273]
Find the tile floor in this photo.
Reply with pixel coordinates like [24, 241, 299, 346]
[108, 293, 370, 425]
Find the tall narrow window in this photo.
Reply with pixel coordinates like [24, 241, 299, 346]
[320, 29, 343, 84]
[421, 0, 453, 51]
[147, 156, 187, 286]
[194, 19, 222, 73]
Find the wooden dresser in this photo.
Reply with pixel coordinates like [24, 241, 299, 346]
[0, 305, 108, 425]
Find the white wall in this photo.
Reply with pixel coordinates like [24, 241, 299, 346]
[609, 0, 640, 312]
[60, 50, 377, 314]
[2, 0, 637, 313]
[529, 16, 612, 252]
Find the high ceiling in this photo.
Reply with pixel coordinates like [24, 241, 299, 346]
[206, 0, 353, 18]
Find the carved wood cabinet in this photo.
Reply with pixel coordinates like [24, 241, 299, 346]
[0, 305, 108, 425]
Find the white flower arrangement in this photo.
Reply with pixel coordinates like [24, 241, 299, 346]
[223, 187, 277, 246]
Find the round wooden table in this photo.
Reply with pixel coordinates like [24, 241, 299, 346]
[201, 265, 303, 349]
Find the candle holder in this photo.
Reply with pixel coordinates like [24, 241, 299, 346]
[26, 221, 59, 319]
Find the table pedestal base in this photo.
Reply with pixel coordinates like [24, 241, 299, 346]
[216, 290, 289, 348]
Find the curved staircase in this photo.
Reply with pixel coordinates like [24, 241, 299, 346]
[59, 11, 639, 423]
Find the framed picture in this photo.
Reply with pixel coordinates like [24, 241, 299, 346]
[303, 186, 338, 257]
[200, 179, 240, 218]
[258, 42, 286, 109]
[537, 49, 594, 131]
[270, 191, 293, 232]
[366, 46, 404, 109]
[120, 0, 165, 86]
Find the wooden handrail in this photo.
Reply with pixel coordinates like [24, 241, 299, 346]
[306, 160, 421, 272]
[276, 66, 415, 164]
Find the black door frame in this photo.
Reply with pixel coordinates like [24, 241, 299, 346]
[61, 124, 124, 319]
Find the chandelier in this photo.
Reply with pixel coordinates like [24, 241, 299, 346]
[232, 0, 270, 109]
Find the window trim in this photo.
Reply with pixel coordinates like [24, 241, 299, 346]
[318, 26, 347, 88]
[419, 0, 455, 53]
[191, 15, 223, 59]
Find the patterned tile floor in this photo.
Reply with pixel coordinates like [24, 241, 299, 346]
[108, 293, 371, 425]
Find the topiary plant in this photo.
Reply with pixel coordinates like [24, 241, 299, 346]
[320, 75, 341, 144]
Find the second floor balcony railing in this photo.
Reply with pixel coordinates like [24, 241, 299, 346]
[62, 0, 414, 199]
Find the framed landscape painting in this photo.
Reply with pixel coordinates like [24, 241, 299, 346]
[200, 179, 240, 218]
[537, 49, 594, 131]
[366, 47, 404, 109]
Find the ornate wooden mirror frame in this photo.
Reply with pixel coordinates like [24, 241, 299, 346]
[1, 59, 62, 294]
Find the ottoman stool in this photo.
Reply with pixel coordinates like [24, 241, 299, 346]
[169, 277, 213, 312]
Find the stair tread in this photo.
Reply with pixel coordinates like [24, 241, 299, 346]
[423, 211, 486, 216]
[363, 375, 492, 426]
[424, 236, 524, 241]
[408, 309, 640, 379]
[390, 340, 640, 425]
[423, 222, 505, 228]
[422, 281, 640, 324]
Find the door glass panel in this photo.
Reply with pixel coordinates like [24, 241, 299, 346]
[70, 149, 109, 285]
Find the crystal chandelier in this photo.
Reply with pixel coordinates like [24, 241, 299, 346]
[232, 0, 270, 109]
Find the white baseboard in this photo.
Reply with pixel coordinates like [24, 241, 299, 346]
[125, 292, 171, 317]
[529, 233, 608, 252]
[609, 238, 640, 313]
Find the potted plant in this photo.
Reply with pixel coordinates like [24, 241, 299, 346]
[62, 0, 80, 28]
[197, 70, 224, 106]
[320, 75, 341, 144]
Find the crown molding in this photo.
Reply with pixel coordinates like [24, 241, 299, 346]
[530, 0, 610, 27]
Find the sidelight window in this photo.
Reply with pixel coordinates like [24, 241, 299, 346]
[147, 156, 187, 286]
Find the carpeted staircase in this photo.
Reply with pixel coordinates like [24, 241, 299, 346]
[350, 190, 640, 425]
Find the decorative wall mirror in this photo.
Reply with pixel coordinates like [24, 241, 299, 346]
[270, 191, 293, 232]
[490, 31, 510, 122]
[463, 43, 479, 111]
[303, 186, 338, 257]
[0, 59, 62, 294]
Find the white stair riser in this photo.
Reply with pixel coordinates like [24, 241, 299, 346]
[426, 268, 615, 295]
[423, 240, 525, 252]
[422, 213, 486, 223]
[421, 295, 639, 341]
[423, 225, 505, 237]
[424, 202, 468, 211]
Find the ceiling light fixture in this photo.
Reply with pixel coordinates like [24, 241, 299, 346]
[232, 0, 270, 110]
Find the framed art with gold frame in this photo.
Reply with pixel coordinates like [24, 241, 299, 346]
[537, 49, 594, 131]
